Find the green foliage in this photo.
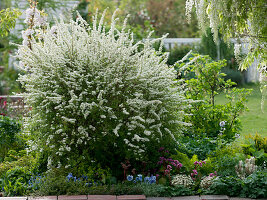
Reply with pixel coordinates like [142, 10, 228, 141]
[209, 143, 245, 177]
[177, 136, 217, 160]
[240, 170, 267, 198]
[207, 170, 267, 198]
[0, 67, 22, 95]
[177, 54, 251, 140]
[0, 167, 31, 196]
[206, 176, 243, 196]
[0, 8, 21, 37]
[0, 116, 23, 162]
[167, 45, 195, 66]
[0, 151, 37, 178]
[241, 133, 267, 166]
[221, 67, 244, 86]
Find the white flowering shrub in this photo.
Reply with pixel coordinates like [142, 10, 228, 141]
[17, 10, 190, 171]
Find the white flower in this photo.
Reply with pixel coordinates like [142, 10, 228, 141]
[219, 121, 225, 127]
[171, 174, 193, 187]
[22, 29, 34, 39]
[200, 176, 216, 189]
[50, 25, 57, 36]
[22, 38, 30, 46]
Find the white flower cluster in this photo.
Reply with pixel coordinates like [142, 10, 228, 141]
[185, 0, 227, 42]
[18, 11, 190, 168]
[200, 175, 216, 189]
[21, 7, 47, 50]
[24, 8, 47, 27]
[171, 174, 193, 187]
[235, 157, 257, 179]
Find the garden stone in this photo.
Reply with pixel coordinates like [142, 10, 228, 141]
[229, 198, 252, 200]
[87, 195, 116, 200]
[28, 196, 57, 200]
[58, 195, 87, 200]
[0, 198, 27, 200]
[146, 198, 172, 200]
[172, 196, 200, 200]
[117, 195, 146, 200]
[200, 195, 229, 200]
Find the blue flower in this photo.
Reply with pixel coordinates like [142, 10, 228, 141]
[127, 175, 133, 181]
[67, 173, 73, 181]
[144, 176, 151, 184]
[137, 174, 142, 182]
[151, 175, 156, 181]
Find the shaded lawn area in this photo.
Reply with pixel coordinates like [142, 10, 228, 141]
[215, 83, 267, 138]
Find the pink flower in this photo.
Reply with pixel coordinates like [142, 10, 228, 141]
[167, 165, 172, 170]
[3, 101, 7, 107]
[164, 169, 170, 175]
[190, 173, 194, 177]
[202, 161, 206, 164]
[192, 169, 198, 175]
[194, 161, 198, 165]
[198, 162, 202, 167]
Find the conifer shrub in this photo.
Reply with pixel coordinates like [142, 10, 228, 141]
[17, 11, 190, 174]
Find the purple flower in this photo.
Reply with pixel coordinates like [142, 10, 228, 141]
[194, 161, 198, 165]
[192, 169, 198, 175]
[159, 147, 164, 152]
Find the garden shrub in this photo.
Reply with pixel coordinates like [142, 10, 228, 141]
[176, 54, 251, 158]
[17, 10, 190, 177]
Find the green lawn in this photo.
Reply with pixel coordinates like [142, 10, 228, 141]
[215, 84, 267, 139]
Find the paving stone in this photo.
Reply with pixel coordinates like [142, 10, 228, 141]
[200, 195, 229, 200]
[58, 195, 87, 200]
[0, 198, 28, 200]
[87, 195, 116, 200]
[172, 196, 200, 200]
[117, 195, 146, 200]
[146, 198, 172, 200]
[28, 196, 58, 200]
